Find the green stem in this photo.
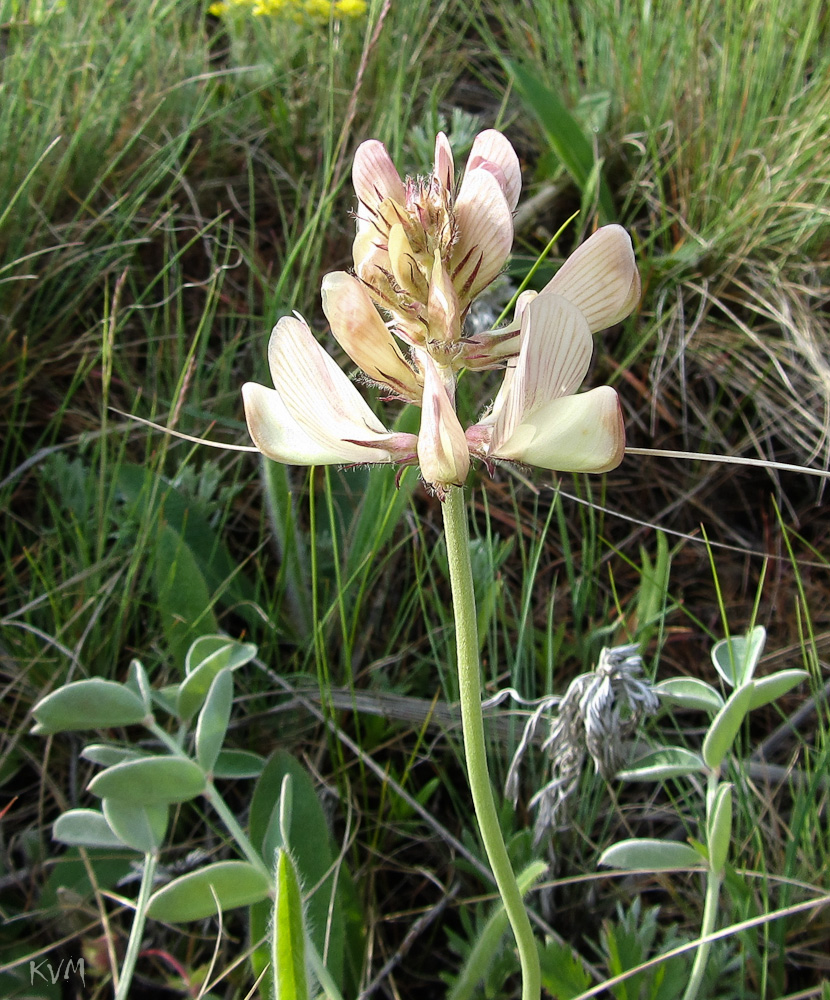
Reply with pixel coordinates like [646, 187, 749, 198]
[442, 486, 541, 1000]
[684, 770, 723, 1000]
[683, 866, 721, 1000]
[204, 781, 271, 878]
[114, 851, 158, 1000]
[147, 722, 269, 878]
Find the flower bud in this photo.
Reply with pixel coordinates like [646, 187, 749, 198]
[426, 252, 462, 350]
[416, 353, 470, 494]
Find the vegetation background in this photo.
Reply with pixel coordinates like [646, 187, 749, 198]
[1, 0, 829, 997]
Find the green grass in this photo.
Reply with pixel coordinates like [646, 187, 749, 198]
[2, 0, 829, 996]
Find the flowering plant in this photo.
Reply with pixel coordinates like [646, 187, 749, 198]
[241, 129, 640, 1000]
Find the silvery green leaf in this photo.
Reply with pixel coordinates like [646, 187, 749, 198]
[178, 640, 253, 722]
[127, 659, 153, 713]
[702, 683, 755, 769]
[749, 669, 809, 710]
[103, 799, 168, 854]
[212, 749, 266, 779]
[196, 668, 233, 773]
[88, 755, 206, 805]
[31, 680, 147, 734]
[618, 747, 705, 781]
[706, 783, 733, 873]
[654, 677, 723, 713]
[53, 809, 127, 849]
[599, 838, 704, 871]
[81, 744, 147, 766]
[711, 626, 766, 687]
[147, 861, 272, 923]
[184, 635, 257, 677]
[153, 684, 180, 716]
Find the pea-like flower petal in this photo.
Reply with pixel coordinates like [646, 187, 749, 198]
[469, 294, 625, 474]
[416, 352, 470, 492]
[352, 139, 406, 219]
[432, 132, 455, 192]
[540, 224, 640, 332]
[490, 294, 593, 447]
[321, 271, 422, 401]
[492, 386, 625, 473]
[452, 167, 516, 306]
[242, 315, 414, 466]
[463, 225, 640, 370]
[461, 128, 522, 212]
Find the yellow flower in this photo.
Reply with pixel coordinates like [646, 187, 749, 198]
[212, 0, 365, 19]
[333, 0, 366, 15]
[302, 0, 334, 18]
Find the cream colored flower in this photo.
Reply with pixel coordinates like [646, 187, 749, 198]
[241, 307, 472, 495]
[321, 271, 421, 402]
[466, 294, 625, 473]
[416, 352, 470, 495]
[241, 314, 417, 467]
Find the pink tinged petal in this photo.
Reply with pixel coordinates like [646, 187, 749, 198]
[264, 315, 395, 463]
[393, 315, 429, 351]
[463, 129, 522, 211]
[417, 354, 470, 488]
[514, 289, 539, 319]
[354, 196, 405, 274]
[352, 140, 406, 214]
[491, 385, 625, 473]
[465, 421, 493, 460]
[476, 361, 517, 432]
[433, 132, 455, 192]
[462, 338, 520, 371]
[462, 323, 523, 370]
[346, 431, 419, 463]
[321, 272, 422, 401]
[544, 224, 641, 332]
[461, 288, 536, 370]
[352, 238, 398, 311]
[491, 295, 593, 451]
[451, 168, 514, 305]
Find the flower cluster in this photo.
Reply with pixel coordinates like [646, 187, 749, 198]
[242, 131, 640, 497]
[208, 0, 366, 20]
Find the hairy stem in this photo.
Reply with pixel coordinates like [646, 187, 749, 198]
[442, 486, 541, 1000]
[683, 866, 721, 1000]
[684, 770, 724, 1000]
